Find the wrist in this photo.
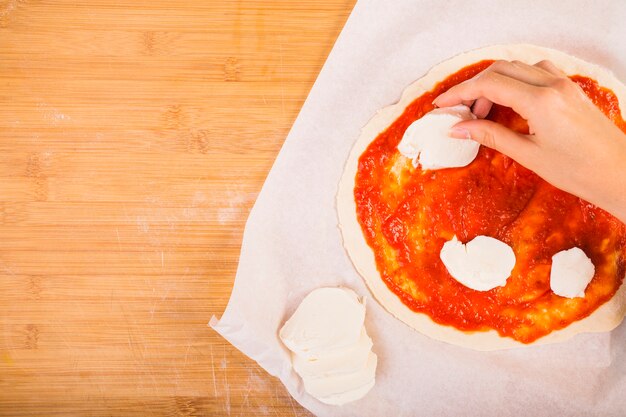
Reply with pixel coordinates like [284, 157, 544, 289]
[584, 134, 626, 223]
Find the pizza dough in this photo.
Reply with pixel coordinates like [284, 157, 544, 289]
[336, 43, 626, 351]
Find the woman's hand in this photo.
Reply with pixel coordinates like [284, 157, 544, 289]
[433, 60, 626, 223]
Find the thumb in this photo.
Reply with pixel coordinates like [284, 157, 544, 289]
[449, 119, 534, 163]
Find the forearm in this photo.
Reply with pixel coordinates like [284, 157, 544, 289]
[581, 136, 626, 224]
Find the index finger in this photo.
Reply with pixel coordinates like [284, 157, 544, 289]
[433, 71, 541, 120]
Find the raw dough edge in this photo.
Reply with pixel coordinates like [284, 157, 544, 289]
[336, 43, 626, 351]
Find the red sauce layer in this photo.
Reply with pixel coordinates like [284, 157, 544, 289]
[354, 60, 626, 343]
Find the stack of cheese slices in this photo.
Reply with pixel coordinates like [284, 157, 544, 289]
[279, 287, 377, 405]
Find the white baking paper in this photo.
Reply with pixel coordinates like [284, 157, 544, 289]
[211, 1, 626, 415]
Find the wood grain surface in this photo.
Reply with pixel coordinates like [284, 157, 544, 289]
[0, 0, 356, 415]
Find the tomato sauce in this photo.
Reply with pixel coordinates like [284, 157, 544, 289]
[354, 61, 626, 343]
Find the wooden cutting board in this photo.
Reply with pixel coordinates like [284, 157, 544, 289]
[0, 1, 355, 415]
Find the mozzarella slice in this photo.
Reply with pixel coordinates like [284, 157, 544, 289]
[317, 379, 376, 406]
[279, 287, 365, 358]
[302, 352, 377, 400]
[550, 247, 595, 298]
[293, 328, 372, 378]
[397, 104, 479, 170]
[440, 235, 516, 291]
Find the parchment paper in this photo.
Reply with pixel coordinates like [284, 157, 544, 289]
[211, 1, 626, 415]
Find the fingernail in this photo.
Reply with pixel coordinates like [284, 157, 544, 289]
[449, 127, 471, 139]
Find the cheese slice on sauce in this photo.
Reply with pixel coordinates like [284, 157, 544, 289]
[397, 104, 479, 170]
[440, 235, 516, 291]
[550, 247, 595, 298]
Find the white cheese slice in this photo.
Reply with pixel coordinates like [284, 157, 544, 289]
[293, 328, 372, 378]
[397, 104, 479, 170]
[302, 351, 377, 400]
[550, 247, 595, 298]
[440, 235, 516, 291]
[279, 287, 365, 358]
[317, 378, 376, 406]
